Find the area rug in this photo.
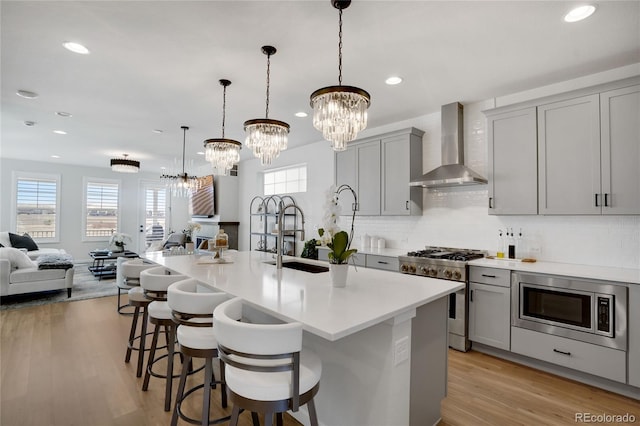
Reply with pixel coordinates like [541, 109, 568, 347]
[0, 263, 118, 311]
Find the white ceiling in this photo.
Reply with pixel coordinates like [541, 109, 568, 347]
[2, 1, 639, 173]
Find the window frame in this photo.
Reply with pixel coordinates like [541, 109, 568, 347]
[82, 177, 121, 242]
[11, 171, 61, 243]
[263, 163, 307, 196]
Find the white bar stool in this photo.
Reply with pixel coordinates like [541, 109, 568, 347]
[167, 278, 230, 426]
[124, 286, 152, 377]
[118, 259, 154, 315]
[139, 266, 187, 411]
[213, 297, 322, 426]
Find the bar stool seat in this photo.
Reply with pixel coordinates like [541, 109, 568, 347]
[118, 259, 154, 315]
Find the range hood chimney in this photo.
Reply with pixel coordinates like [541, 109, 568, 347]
[410, 102, 487, 188]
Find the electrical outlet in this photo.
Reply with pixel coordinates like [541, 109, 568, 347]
[394, 336, 409, 366]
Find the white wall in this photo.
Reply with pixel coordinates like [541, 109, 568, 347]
[0, 158, 190, 262]
[238, 65, 640, 269]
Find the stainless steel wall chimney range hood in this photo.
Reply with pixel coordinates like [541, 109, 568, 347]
[410, 102, 487, 188]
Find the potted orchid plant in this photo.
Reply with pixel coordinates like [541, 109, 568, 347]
[109, 232, 132, 252]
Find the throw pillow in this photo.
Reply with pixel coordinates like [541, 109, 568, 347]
[0, 243, 3, 247]
[0, 247, 37, 269]
[8, 233, 39, 251]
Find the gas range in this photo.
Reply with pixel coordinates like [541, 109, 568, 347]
[399, 246, 486, 352]
[398, 247, 486, 282]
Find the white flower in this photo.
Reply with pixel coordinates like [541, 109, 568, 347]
[109, 232, 132, 246]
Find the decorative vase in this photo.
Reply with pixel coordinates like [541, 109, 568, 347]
[329, 264, 349, 288]
[111, 244, 124, 253]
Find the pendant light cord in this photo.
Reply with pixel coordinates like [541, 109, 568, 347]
[222, 85, 227, 138]
[265, 52, 271, 118]
[181, 127, 186, 174]
[338, 7, 343, 86]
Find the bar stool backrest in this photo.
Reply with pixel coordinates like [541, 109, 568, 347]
[140, 266, 186, 301]
[168, 278, 229, 327]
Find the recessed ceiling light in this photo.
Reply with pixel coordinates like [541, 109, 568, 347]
[63, 41, 90, 54]
[23, 120, 37, 127]
[153, 129, 163, 134]
[295, 112, 308, 118]
[56, 111, 72, 117]
[51, 155, 61, 159]
[16, 90, 39, 99]
[385, 76, 403, 85]
[196, 151, 205, 155]
[53, 130, 67, 135]
[564, 5, 596, 22]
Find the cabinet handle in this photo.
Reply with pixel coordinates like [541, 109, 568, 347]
[481, 274, 496, 278]
[470, 290, 474, 302]
[604, 193, 609, 207]
[377, 261, 388, 264]
[489, 197, 493, 209]
[595, 193, 600, 207]
[553, 348, 571, 356]
[406, 201, 409, 210]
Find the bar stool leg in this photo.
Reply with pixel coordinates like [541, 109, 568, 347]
[202, 358, 213, 426]
[142, 324, 161, 391]
[172, 354, 192, 426]
[230, 406, 241, 426]
[136, 306, 148, 377]
[164, 324, 175, 412]
[124, 305, 141, 363]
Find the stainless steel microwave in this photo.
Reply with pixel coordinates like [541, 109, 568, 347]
[511, 272, 627, 351]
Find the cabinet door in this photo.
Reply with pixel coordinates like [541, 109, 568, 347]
[468, 282, 511, 350]
[355, 141, 381, 215]
[381, 134, 422, 215]
[335, 146, 358, 214]
[600, 85, 640, 214]
[538, 94, 601, 214]
[629, 286, 640, 387]
[486, 107, 538, 215]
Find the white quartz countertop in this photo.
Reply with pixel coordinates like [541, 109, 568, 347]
[317, 245, 407, 257]
[144, 251, 462, 341]
[468, 258, 640, 285]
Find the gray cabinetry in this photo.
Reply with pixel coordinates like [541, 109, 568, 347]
[629, 285, 640, 388]
[335, 128, 424, 217]
[381, 131, 423, 216]
[468, 266, 511, 350]
[600, 85, 640, 215]
[485, 107, 537, 215]
[538, 94, 601, 214]
[335, 139, 381, 216]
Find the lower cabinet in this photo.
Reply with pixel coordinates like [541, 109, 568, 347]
[468, 281, 511, 350]
[511, 327, 627, 384]
[365, 254, 399, 271]
[629, 286, 640, 387]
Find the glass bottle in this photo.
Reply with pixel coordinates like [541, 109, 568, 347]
[507, 228, 516, 259]
[496, 229, 505, 258]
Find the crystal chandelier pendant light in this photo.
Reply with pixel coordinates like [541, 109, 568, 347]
[204, 79, 242, 176]
[244, 45, 290, 166]
[310, 0, 371, 151]
[110, 153, 140, 173]
[160, 126, 201, 197]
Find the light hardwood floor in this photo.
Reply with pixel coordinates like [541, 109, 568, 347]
[1, 295, 638, 426]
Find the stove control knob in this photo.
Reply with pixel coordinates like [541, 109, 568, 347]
[429, 267, 438, 277]
[453, 270, 462, 280]
[401, 264, 409, 273]
[419, 266, 428, 275]
[409, 265, 416, 274]
[443, 269, 452, 279]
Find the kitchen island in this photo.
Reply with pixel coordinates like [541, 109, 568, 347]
[144, 250, 463, 426]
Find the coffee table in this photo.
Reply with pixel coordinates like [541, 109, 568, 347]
[89, 250, 139, 280]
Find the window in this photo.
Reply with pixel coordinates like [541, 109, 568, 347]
[84, 178, 119, 239]
[263, 164, 307, 195]
[144, 186, 167, 245]
[12, 172, 60, 241]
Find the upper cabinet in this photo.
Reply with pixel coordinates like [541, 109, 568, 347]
[538, 94, 601, 214]
[600, 85, 640, 215]
[335, 128, 424, 216]
[484, 77, 640, 215]
[485, 107, 538, 215]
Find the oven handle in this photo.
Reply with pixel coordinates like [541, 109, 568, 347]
[553, 348, 571, 356]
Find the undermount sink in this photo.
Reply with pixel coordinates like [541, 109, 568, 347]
[264, 260, 329, 274]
